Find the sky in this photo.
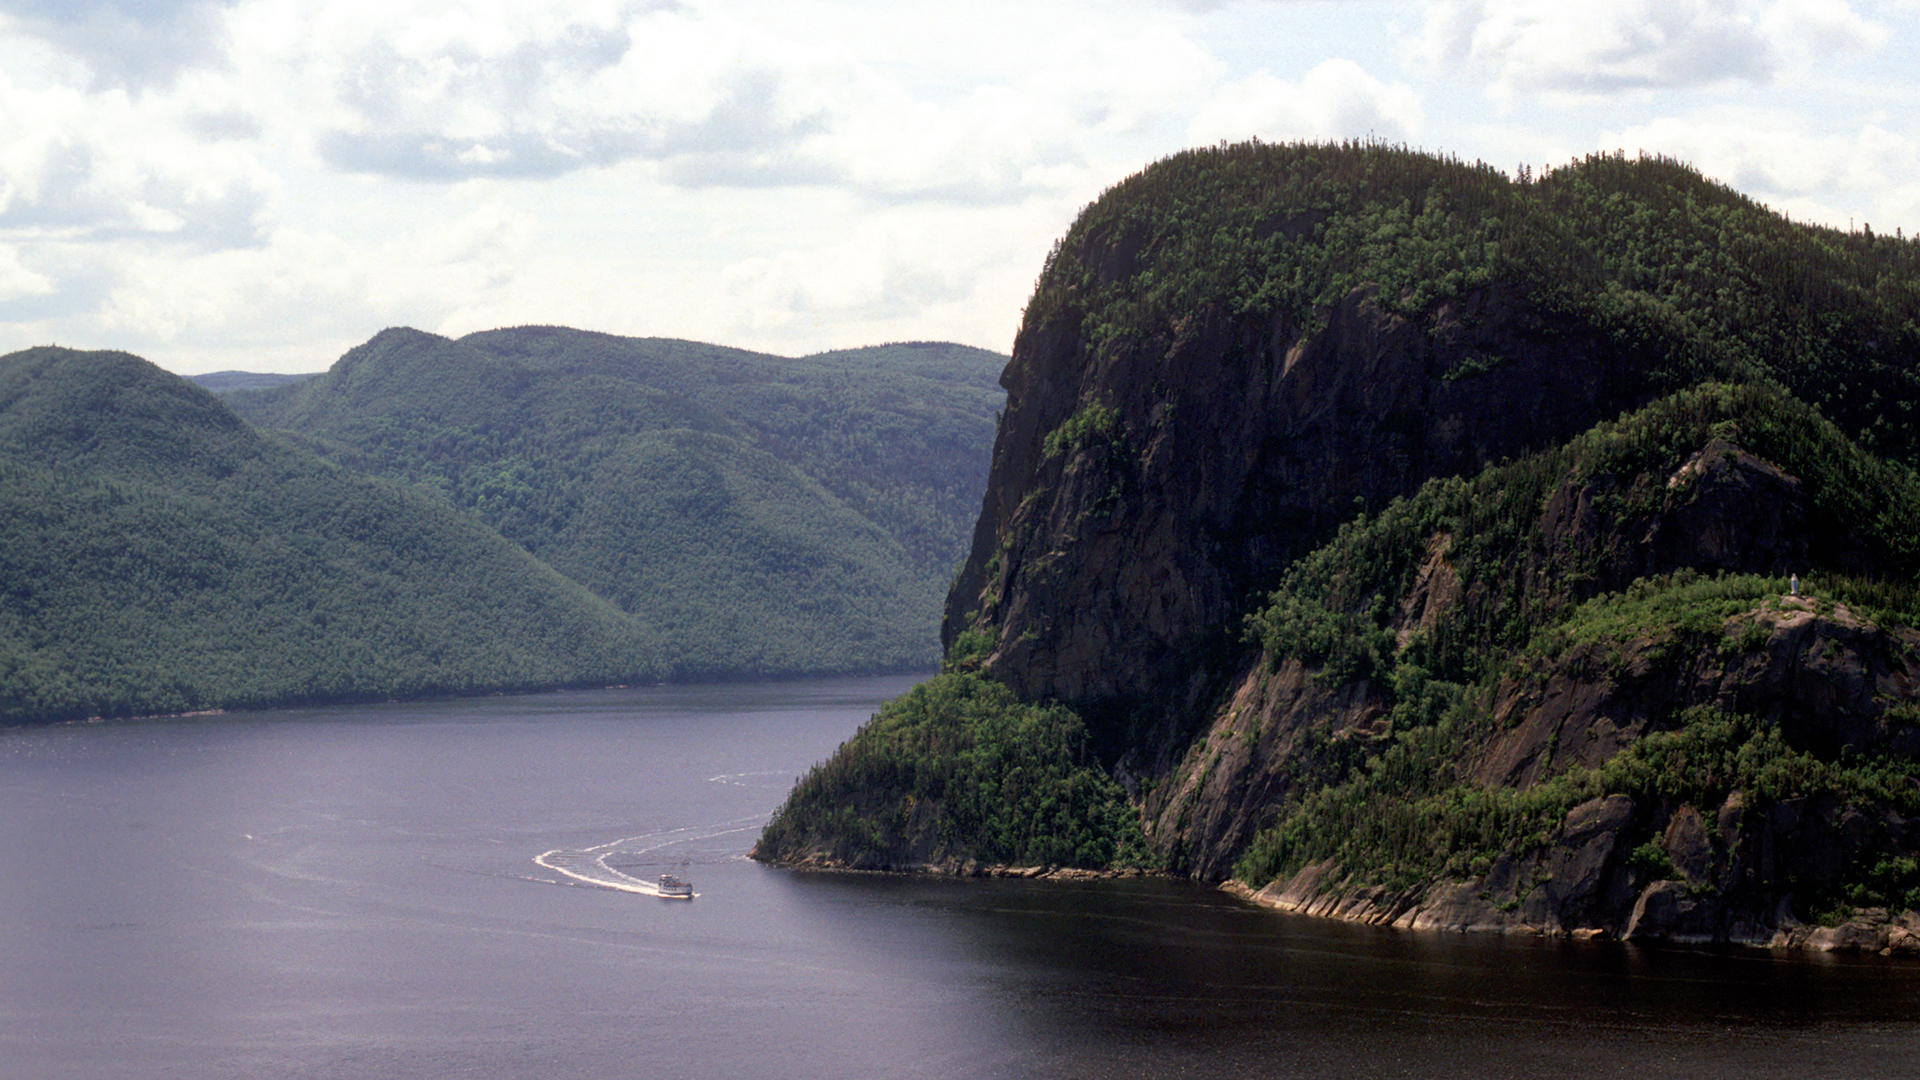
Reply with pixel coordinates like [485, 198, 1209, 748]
[0, 0, 1915, 375]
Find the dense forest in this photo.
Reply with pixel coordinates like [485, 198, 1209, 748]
[756, 669, 1147, 870]
[225, 328, 1004, 679]
[1, 331, 1005, 724]
[0, 347, 661, 723]
[757, 142, 1920, 946]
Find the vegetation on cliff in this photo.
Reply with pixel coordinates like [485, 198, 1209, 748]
[753, 669, 1146, 871]
[1237, 697, 1920, 919]
[1231, 382, 1920, 921]
[1024, 140, 1920, 461]
[766, 141, 1920, 942]
[1246, 380, 1920, 691]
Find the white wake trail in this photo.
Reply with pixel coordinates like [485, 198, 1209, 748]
[534, 815, 762, 897]
[533, 848, 691, 898]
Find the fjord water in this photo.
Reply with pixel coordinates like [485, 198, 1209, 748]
[4, 678, 1917, 1079]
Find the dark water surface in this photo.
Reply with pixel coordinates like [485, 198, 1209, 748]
[4, 676, 1918, 1078]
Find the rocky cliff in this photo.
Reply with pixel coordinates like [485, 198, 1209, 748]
[775, 141, 1920, 950]
[947, 280, 1658, 720]
[1154, 440, 1920, 944]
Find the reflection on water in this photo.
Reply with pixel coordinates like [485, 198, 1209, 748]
[3, 677, 1917, 1079]
[779, 871, 1920, 1079]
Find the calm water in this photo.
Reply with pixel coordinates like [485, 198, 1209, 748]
[4, 676, 1918, 1079]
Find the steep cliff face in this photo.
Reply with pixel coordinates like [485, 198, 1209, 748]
[1235, 596, 1920, 952]
[1148, 414, 1920, 943]
[947, 281, 1657, 722]
[772, 142, 1920, 949]
[1145, 427, 1885, 873]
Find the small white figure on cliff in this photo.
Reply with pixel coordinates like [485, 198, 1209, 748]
[1790, 573, 1799, 597]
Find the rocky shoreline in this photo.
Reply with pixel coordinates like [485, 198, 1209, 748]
[1223, 871, 1920, 957]
[771, 851, 1920, 956]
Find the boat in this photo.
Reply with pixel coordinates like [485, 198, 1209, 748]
[657, 873, 693, 899]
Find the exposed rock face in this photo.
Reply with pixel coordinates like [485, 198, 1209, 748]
[1643, 440, 1812, 575]
[1126, 410, 1920, 945]
[946, 283, 1662, 729]
[1145, 653, 1387, 879]
[1476, 598, 1920, 788]
[1141, 424, 1907, 872]
[1527, 436, 1817, 601]
[1152, 596, 1920, 886]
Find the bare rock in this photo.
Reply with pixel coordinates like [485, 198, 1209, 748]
[1663, 805, 1714, 884]
[1625, 881, 1717, 944]
[1542, 795, 1634, 918]
[949, 281, 1655, 717]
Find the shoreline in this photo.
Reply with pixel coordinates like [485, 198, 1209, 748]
[757, 853, 1920, 957]
[1220, 875, 1920, 958]
[751, 853, 1165, 882]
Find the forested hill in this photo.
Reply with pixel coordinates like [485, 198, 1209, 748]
[225, 328, 1007, 679]
[757, 142, 1920, 952]
[0, 346, 662, 724]
[949, 142, 1920, 713]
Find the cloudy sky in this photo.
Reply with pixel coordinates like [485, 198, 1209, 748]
[1, 0, 1915, 374]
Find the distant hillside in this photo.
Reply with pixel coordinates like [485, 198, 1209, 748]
[188, 371, 320, 393]
[226, 328, 1006, 679]
[0, 347, 662, 724]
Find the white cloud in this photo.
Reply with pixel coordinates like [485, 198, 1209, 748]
[1416, 0, 1887, 100]
[0, 243, 53, 301]
[210, 0, 1229, 200]
[1605, 111, 1920, 232]
[92, 191, 533, 346]
[0, 0, 235, 90]
[0, 66, 273, 246]
[1760, 0, 1890, 62]
[229, 0, 771, 181]
[722, 222, 973, 331]
[1187, 59, 1424, 146]
[9, 0, 1215, 367]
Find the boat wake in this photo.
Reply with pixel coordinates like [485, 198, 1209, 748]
[533, 816, 761, 899]
[534, 848, 693, 898]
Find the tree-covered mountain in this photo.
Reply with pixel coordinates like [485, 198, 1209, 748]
[0, 347, 662, 724]
[756, 142, 1920, 952]
[222, 327, 1006, 679]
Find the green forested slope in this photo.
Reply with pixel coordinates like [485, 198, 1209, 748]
[754, 670, 1146, 871]
[0, 347, 661, 723]
[227, 328, 1005, 678]
[1027, 142, 1920, 459]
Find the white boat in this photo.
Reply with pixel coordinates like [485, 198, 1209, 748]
[657, 873, 693, 899]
